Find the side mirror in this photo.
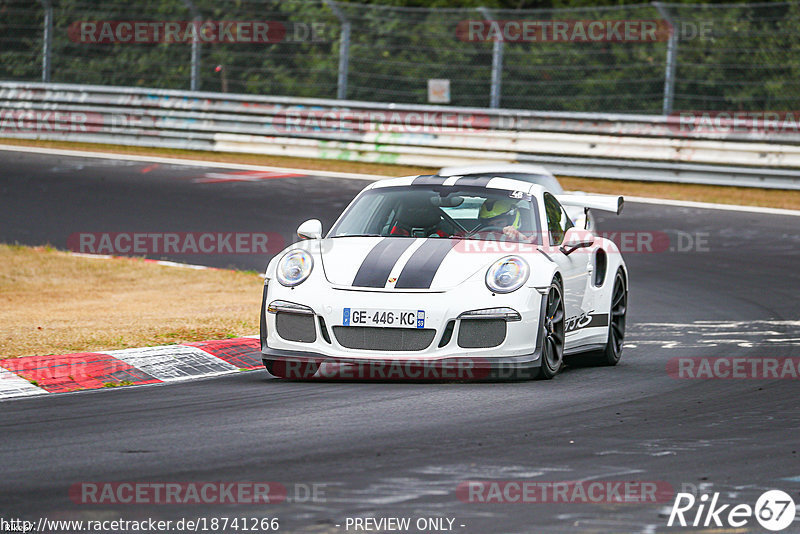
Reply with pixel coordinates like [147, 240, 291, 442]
[297, 219, 322, 240]
[560, 228, 595, 255]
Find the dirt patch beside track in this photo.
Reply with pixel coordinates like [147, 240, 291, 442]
[0, 244, 262, 358]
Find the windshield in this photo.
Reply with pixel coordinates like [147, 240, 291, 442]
[328, 186, 541, 244]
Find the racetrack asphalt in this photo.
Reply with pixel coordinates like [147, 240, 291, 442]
[1, 149, 799, 533]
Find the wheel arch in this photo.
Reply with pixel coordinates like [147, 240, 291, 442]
[616, 263, 629, 291]
[527, 255, 559, 290]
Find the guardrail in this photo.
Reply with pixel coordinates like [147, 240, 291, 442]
[1, 82, 799, 189]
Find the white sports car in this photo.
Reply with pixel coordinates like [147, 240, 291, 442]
[260, 174, 627, 380]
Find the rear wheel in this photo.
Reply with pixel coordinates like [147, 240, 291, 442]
[538, 281, 565, 379]
[264, 359, 319, 379]
[596, 270, 627, 366]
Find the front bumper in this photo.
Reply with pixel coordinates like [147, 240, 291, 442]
[260, 281, 548, 380]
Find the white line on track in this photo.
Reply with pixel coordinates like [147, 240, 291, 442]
[0, 144, 386, 181]
[2, 143, 799, 216]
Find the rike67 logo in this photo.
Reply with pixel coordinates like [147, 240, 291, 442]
[668, 489, 796, 531]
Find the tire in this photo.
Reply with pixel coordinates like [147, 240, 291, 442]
[537, 280, 566, 380]
[264, 359, 319, 379]
[595, 270, 627, 366]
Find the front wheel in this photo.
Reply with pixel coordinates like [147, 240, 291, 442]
[538, 281, 565, 379]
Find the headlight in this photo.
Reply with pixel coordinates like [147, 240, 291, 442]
[277, 250, 313, 287]
[486, 256, 529, 294]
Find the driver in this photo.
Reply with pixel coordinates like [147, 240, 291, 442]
[478, 199, 533, 242]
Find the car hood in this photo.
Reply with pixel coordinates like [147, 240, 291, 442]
[319, 236, 542, 291]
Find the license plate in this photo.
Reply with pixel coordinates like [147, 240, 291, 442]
[342, 308, 425, 328]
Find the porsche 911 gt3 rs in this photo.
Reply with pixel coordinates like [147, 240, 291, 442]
[260, 174, 627, 380]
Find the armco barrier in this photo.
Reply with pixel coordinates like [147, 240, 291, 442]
[1, 81, 799, 189]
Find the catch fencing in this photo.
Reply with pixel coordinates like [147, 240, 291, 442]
[2, 1, 800, 114]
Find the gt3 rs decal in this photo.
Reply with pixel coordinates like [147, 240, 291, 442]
[565, 311, 609, 333]
[394, 239, 460, 289]
[352, 238, 415, 288]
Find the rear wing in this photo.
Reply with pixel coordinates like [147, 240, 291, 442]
[556, 194, 624, 215]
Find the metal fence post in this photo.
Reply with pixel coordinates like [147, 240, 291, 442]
[182, 0, 201, 91]
[38, 0, 53, 83]
[324, 0, 350, 100]
[654, 2, 678, 115]
[479, 7, 503, 109]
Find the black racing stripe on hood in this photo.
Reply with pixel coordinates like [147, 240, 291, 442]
[454, 175, 494, 187]
[412, 175, 447, 186]
[351, 238, 415, 288]
[394, 239, 459, 289]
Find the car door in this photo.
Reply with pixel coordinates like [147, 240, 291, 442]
[542, 192, 590, 325]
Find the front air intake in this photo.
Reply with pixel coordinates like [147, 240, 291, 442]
[332, 326, 436, 351]
[457, 320, 506, 348]
[275, 312, 317, 343]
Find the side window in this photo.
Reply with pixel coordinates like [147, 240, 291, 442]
[544, 192, 573, 245]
